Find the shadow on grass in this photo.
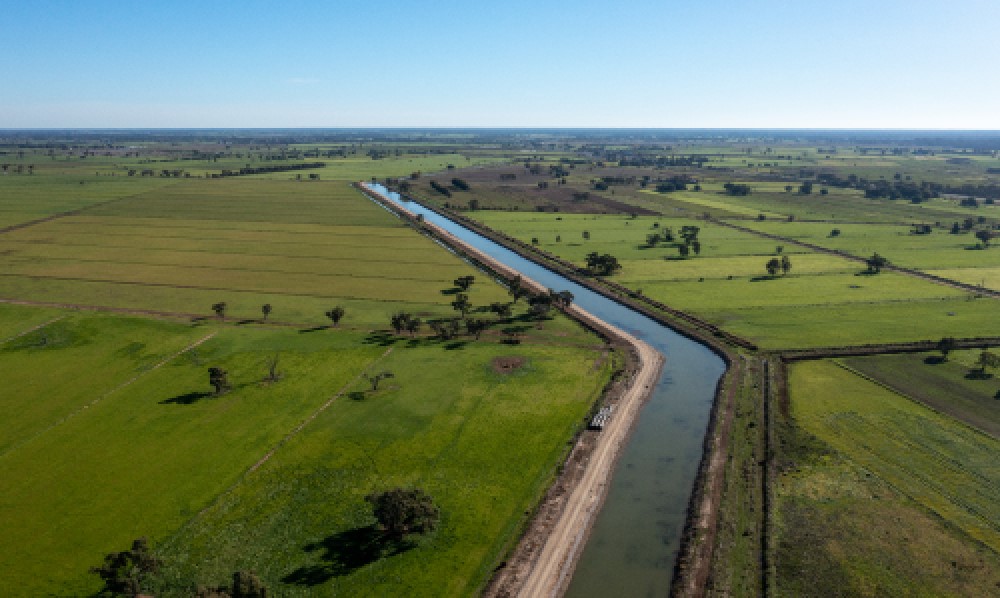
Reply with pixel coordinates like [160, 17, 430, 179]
[362, 331, 398, 346]
[282, 526, 415, 586]
[348, 391, 367, 401]
[440, 287, 461, 295]
[299, 325, 331, 334]
[160, 391, 214, 405]
[444, 341, 468, 350]
[234, 319, 257, 326]
[965, 370, 994, 380]
[923, 356, 946, 365]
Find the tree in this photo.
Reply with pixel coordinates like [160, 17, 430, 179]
[585, 252, 621, 276]
[405, 316, 422, 336]
[453, 275, 475, 291]
[465, 318, 489, 339]
[261, 304, 272, 322]
[973, 350, 1000, 378]
[367, 370, 395, 391]
[936, 337, 957, 361]
[489, 302, 513, 318]
[212, 302, 227, 320]
[390, 312, 412, 334]
[326, 306, 346, 327]
[646, 232, 661, 247]
[366, 488, 439, 537]
[677, 244, 690, 258]
[209, 367, 231, 395]
[780, 255, 792, 275]
[555, 290, 574, 308]
[264, 353, 281, 383]
[451, 293, 472, 315]
[90, 537, 161, 597]
[582, 231, 590, 241]
[231, 570, 269, 597]
[197, 570, 269, 598]
[975, 229, 994, 247]
[799, 181, 813, 194]
[766, 258, 782, 277]
[865, 252, 890, 274]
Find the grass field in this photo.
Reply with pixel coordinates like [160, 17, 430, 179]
[0, 182, 511, 326]
[469, 211, 1000, 348]
[774, 360, 1000, 596]
[0, 305, 610, 596]
[151, 332, 609, 597]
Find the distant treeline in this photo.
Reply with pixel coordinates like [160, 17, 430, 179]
[210, 162, 325, 178]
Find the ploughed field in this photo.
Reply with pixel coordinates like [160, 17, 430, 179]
[0, 167, 613, 595]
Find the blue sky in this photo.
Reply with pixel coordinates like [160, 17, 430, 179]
[3, 0, 999, 128]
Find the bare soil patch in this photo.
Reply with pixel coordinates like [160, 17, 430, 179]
[492, 355, 526, 374]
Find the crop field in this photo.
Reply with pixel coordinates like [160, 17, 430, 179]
[470, 211, 999, 348]
[0, 181, 512, 326]
[774, 360, 1000, 596]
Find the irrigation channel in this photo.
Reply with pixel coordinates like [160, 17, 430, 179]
[364, 183, 726, 597]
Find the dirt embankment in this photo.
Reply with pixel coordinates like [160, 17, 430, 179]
[359, 183, 668, 597]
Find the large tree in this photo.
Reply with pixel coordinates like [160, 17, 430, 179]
[365, 488, 439, 537]
[209, 367, 231, 396]
[90, 537, 161, 597]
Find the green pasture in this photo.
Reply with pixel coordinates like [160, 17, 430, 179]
[0, 312, 207, 455]
[843, 350, 1000, 438]
[737, 220, 1000, 267]
[773, 360, 1000, 595]
[152, 330, 609, 597]
[467, 210, 1000, 348]
[704, 296, 998, 349]
[0, 321, 386, 595]
[0, 303, 65, 339]
[0, 182, 511, 326]
[472, 212, 795, 262]
[0, 309, 609, 595]
[0, 175, 175, 227]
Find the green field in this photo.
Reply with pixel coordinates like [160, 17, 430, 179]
[470, 211, 1000, 348]
[0, 311, 608, 595]
[775, 360, 1000, 596]
[0, 158, 613, 596]
[0, 182, 511, 327]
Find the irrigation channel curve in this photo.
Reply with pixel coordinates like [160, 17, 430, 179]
[362, 183, 726, 597]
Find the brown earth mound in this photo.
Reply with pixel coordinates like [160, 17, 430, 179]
[492, 356, 526, 374]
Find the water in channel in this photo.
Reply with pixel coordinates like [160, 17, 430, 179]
[366, 184, 727, 597]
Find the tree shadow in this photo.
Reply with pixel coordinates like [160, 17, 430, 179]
[160, 391, 214, 405]
[923, 356, 946, 365]
[235, 319, 257, 326]
[348, 391, 367, 401]
[444, 341, 468, 350]
[362, 331, 398, 346]
[282, 526, 415, 586]
[965, 370, 994, 380]
[440, 288, 461, 295]
[299, 325, 330, 334]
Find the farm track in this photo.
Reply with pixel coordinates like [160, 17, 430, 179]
[0, 185, 179, 236]
[0, 331, 217, 461]
[0, 315, 67, 345]
[715, 219, 1000, 298]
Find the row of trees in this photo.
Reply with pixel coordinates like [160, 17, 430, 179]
[212, 302, 346, 327]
